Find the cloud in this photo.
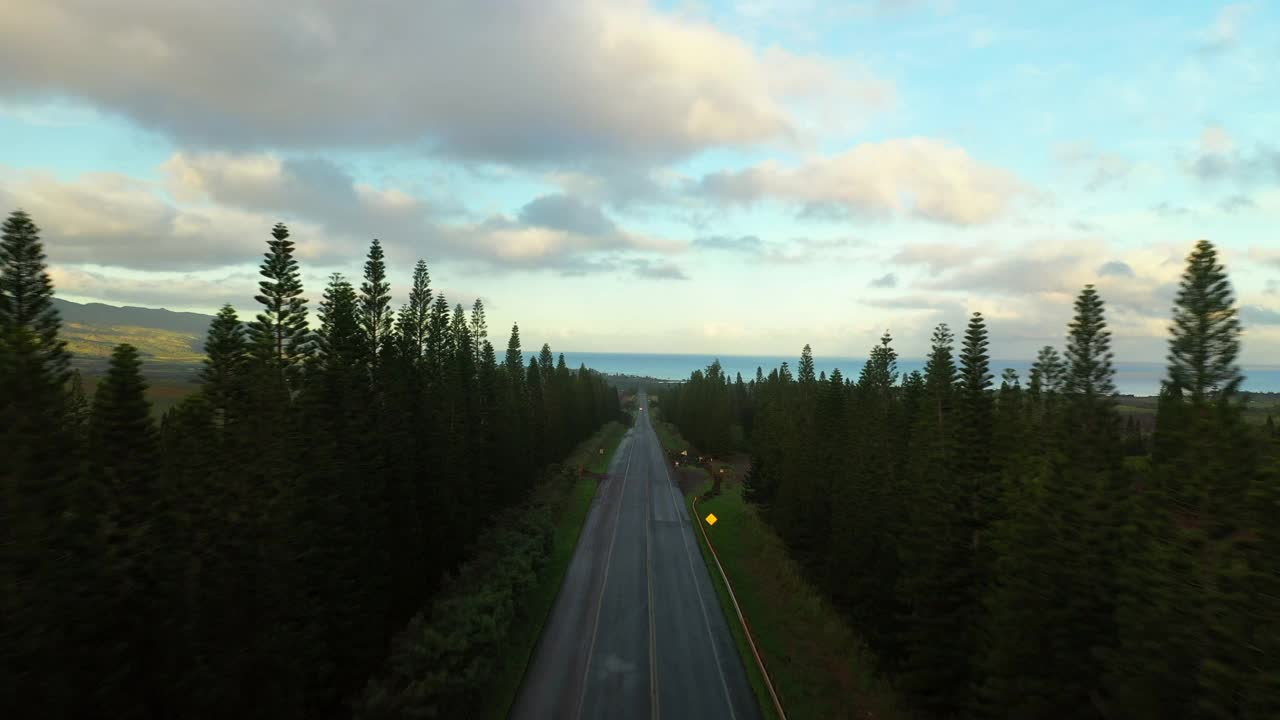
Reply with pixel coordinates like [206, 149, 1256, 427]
[869, 272, 898, 288]
[1188, 125, 1280, 184]
[764, 236, 865, 264]
[694, 235, 764, 252]
[692, 233, 861, 264]
[890, 242, 976, 273]
[699, 138, 1022, 226]
[48, 265, 261, 311]
[1071, 220, 1101, 232]
[1220, 193, 1256, 213]
[0, 1, 891, 166]
[1152, 201, 1191, 217]
[1098, 261, 1136, 278]
[161, 152, 434, 239]
[1055, 141, 1133, 191]
[1197, 3, 1255, 54]
[3, 155, 685, 277]
[1250, 247, 1280, 269]
[629, 259, 689, 280]
[1266, 279, 1279, 295]
[518, 194, 618, 237]
[1240, 304, 1280, 326]
[0, 165, 344, 270]
[861, 293, 965, 316]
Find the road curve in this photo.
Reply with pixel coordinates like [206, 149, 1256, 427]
[510, 391, 760, 720]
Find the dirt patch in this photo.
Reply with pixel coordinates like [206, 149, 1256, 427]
[674, 465, 706, 496]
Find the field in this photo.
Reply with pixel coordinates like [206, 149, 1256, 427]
[1117, 393, 1280, 427]
[63, 321, 204, 363]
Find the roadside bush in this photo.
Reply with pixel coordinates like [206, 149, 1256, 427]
[356, 466, 573, 719]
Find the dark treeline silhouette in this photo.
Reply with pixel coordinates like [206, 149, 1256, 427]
[664, 239, 1280, 719]
[1, 210, 620, 718]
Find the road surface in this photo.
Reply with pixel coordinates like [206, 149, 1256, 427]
[511, 391, 761, 720]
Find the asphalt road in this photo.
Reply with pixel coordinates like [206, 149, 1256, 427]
[511, 391, 761, 720]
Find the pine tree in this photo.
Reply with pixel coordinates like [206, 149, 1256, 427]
[67, 369, 91, 440]
[1108, 240, 1262, 717]
[0, 209, 70, 410]
[316, 274, 362, 368]
[90, 343, 166, 716]
[1168, 240, 1242, 403]
[200, 304, 247, 428]
[246, 222, 310, 384]
[359, 239, 394, 361]
[400, 259, 431, 359]
[469, 298, 488, 360]
[92, 344, 158, 508]
[504, 323, 524, 378]
[798, 343, 816, 384]
[425, 294, 452, 387]
[1064, 285, 1117, 403]
[0, 209, 83, 714]
[1040, 285, 1123, 717]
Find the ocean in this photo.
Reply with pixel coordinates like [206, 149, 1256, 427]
[556, 352, 1280, 397]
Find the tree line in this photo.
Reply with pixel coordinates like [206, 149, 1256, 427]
[662, 239, 1279, 719]
[0, 209, 620, 718]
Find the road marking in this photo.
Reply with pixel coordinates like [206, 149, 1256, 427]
[656, 424, 738, 720]
[645, 423, 660, 720]
[574, 430, 636, 720]
[694, 494, 788, 720]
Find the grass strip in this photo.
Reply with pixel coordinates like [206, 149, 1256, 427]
[481, 420, 627, 719]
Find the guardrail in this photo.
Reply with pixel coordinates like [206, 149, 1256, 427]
[692, 494, 788, 720]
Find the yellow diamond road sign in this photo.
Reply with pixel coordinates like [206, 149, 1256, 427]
[705, 513, 718, 526]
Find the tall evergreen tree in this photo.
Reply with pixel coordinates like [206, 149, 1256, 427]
[359, 239, 394, 360]
[246, 222, 310, 383]
[469, 298, 488, 359]
[200, 304, 247, 428]
[798, 343, 816, 384]
[400, 259, 431, 359]
[1167, 240, 1242, 403]
[90, 343, 167, 716]
[1108, 240, 1262, 717]
[0, 209, 70, 409]
[0, 208, 81, 714]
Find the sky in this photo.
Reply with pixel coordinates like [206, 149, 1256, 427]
[1, 0, 1278, 362]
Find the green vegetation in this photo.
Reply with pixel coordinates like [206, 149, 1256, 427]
[480, 421, 625, 720]
[78, 373, 198, 417]
[588, 420, 627, 474]
[663, 239, 1280, 719]
[661, 413, 906, 720]
[62, 320, 204, 362]
[691, 481, 908, 720]
[1, 209, 622, 718]
[688, 485, 781, 720]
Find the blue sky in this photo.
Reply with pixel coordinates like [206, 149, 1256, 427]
[1, 0, 1277, 361]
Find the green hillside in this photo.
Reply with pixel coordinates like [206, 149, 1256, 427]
[62, 321, 205, 363]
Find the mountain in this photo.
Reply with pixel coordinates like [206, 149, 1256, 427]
[53, 298, 215, 336]
[53, 298, 214, 363]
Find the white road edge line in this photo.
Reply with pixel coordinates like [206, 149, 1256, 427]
[692, 492, 788, 720]
[657, 423, 738, 720]
[574, 428, 636, 720]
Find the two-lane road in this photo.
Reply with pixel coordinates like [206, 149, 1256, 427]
[511, 391, 761, 720]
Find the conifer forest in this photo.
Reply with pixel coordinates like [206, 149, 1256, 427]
[0, 210, 621, 718]
[663, 239, 1280, 719]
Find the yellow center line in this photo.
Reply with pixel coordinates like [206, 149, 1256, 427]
[644, 411, 660, 720]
